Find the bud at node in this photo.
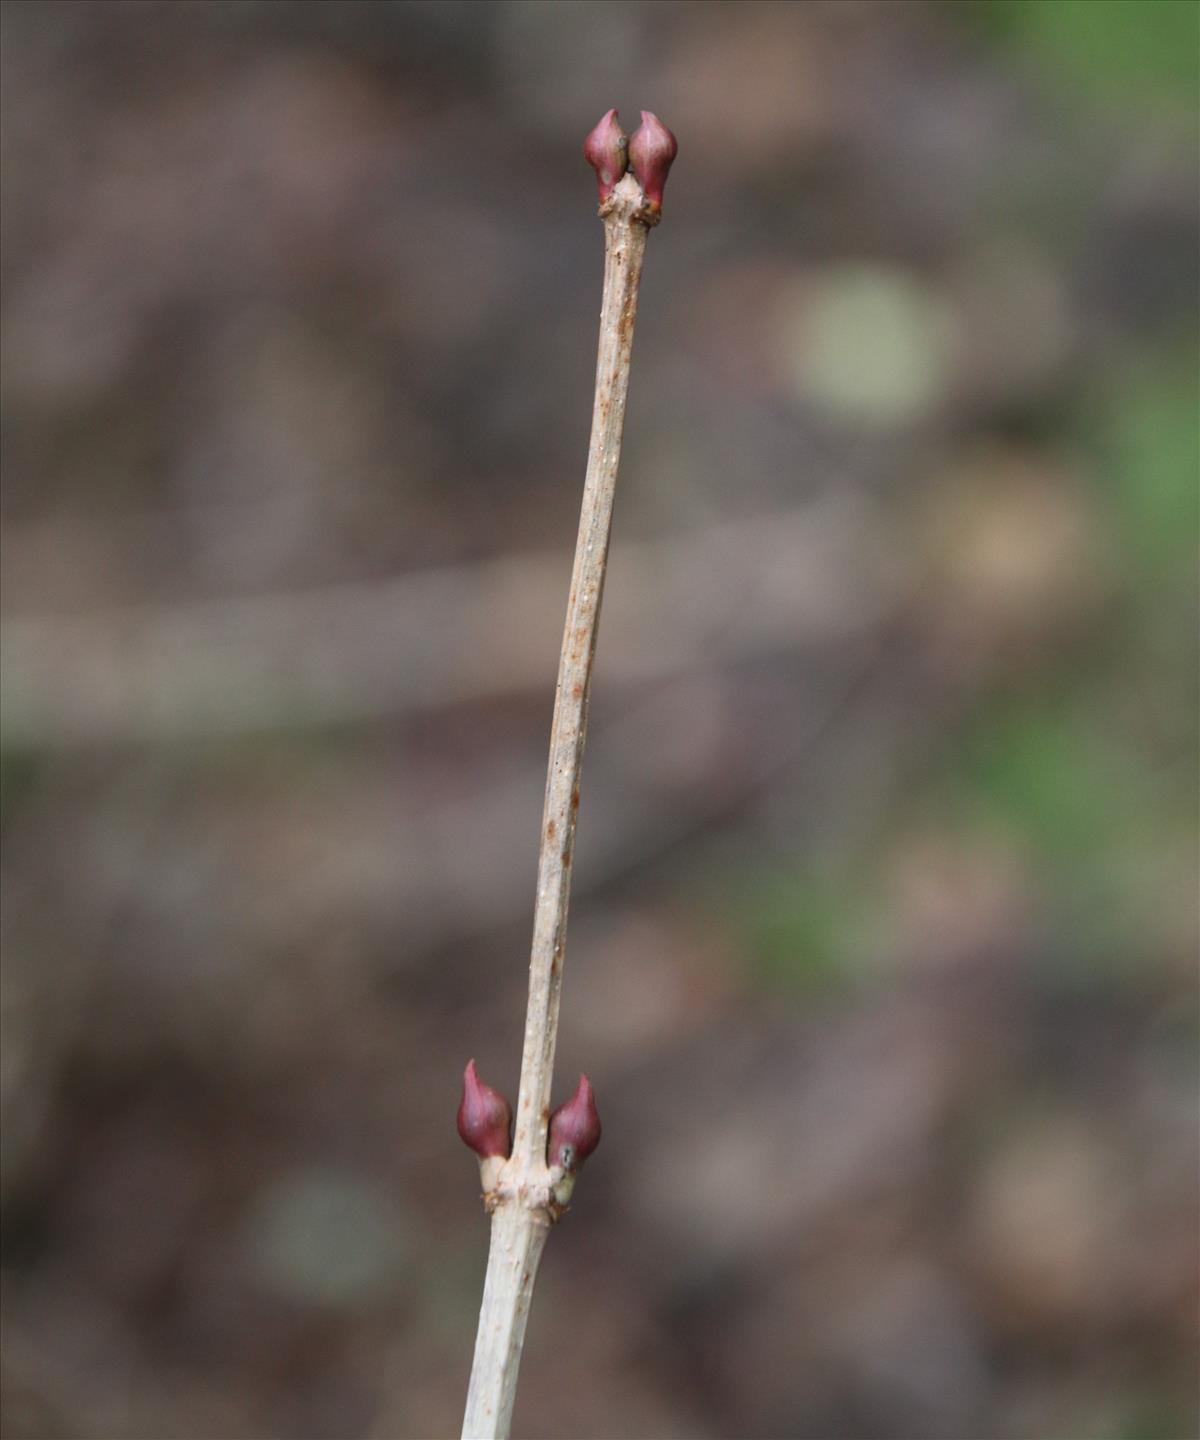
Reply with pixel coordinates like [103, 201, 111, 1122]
[628, 110, 678, 213]
[583, 108, 629, 203]
[457, 1060, 513, 1160]
[547, 1073, 601, 1172]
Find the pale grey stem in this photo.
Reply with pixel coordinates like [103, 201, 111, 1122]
[461, 1205, 550, 1440]
[461, 170, 655, 1440]
[514, 172, 649, 1173]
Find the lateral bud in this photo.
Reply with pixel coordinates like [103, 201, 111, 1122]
[547, 1073, 602, 1173]
[583, 108, 629, 203]
[457, 1059, 513, 1163]
[628, 110, 678, 215]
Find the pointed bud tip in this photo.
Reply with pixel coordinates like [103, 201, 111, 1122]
[547, 1073, 602, 1172]
[628, 110, 678, 211]
[583, 108, 629, 202]
[457, 1059, 513, 1160]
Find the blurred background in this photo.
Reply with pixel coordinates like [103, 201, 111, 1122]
[1, 3, 1197, 1438]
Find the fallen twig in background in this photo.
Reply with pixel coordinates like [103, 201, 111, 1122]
[0, 494, 902, 747]
[457, 111, 677, 1440]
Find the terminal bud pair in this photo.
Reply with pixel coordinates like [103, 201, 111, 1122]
[584, 108, 678, 214]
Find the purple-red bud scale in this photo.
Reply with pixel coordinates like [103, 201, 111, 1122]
[457, 1060, 513, 1160]
[628, 111, 678, 213]
[547, 1073, 602, 1172]
[583, 108, 629, 203]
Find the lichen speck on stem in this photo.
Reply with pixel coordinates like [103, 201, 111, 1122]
[457, 109, 677, 1440]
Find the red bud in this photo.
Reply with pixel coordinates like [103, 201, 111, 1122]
[457, 1060, 513, 1160]
[583, 108, 629, 203]
[547, 1074, 601, 1172]
[628, 110, 677, 213]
